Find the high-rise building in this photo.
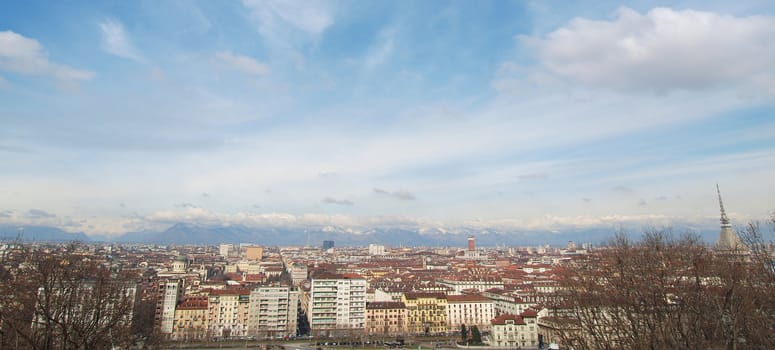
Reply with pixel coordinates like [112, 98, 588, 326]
[468, 236, 475, 251]
[156, 279, 184, 336]
[715, 185, 743, 251]
[322, 240, 335, 250]
[308, 273, 366, 336]
[248, 286, 299, 338]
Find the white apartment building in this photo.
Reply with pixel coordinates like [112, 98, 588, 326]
[308, 274, 367, 336]
[368, 244, 386, 256]
[248, 286, 299, 338]
[446, 294, 495, 331]
[157, 279, 184, 336]
[489, 310, 539, 349]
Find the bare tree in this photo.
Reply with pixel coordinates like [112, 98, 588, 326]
[552, 225, 775, 350]
[0, 242, 138, 350]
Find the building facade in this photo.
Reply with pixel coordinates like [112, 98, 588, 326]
[248, 286, 299, 338]
[245, 246, 264, 261]
[402, 292, 448, 335]
[157, 279, 184, 336]
[365, 301, 407, 336]
[172, 296, 208, 341]
[447, 294, 495, 331]
[207, 288, 251, 338]
[490, 310, 539, 349]
[308, 274, 367, 336]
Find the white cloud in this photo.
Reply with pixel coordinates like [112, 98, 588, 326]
[242, 0, 333, 47]
[214, 51, 270, 75]
[0, 30, 95, 81]
[98, 18, 145, 62]
[521, 7, 775, 94]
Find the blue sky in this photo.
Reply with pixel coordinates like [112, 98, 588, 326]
[1, 0, 774, 236]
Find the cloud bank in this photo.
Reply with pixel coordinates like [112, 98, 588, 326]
[521, 7, 775, 94]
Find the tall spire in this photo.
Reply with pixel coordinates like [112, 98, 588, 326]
[715, 184, 742, 251]
[717, 183, 731, 228]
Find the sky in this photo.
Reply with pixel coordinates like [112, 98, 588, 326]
[1, 0, 774, 237]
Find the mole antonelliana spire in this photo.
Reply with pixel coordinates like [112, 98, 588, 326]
[715, 184, 743, 251]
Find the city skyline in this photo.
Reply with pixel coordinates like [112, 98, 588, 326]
[2, 1, 775, 237]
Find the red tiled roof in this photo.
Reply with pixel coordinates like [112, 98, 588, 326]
[366, 302, 406, 309]
[178, 296, 208, 310]
[209, 287, 251, 296]
[447, 294, 491, 303]
[404, 292, 447, 300]
[520, 309, 538, 317]
[491, 314, 526, 325]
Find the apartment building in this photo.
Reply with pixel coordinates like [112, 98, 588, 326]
[365, 301, 407, 336]
[489, 310, 539, 349]
[446, 294, 495, 331]
[156, 279, 184, 336]
[402, 292, 448, 335]
[207, 288, 251, 338]
[248, 286, 299, 338]
[290, 263, 308, 286]
[172, 296, 208, 341]
[308, 273, 367, 336]
[482, 289, 536, 316]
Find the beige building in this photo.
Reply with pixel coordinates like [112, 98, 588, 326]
[365, 301, 407, 336]
[489, 310, 539, 348]
[248, 286, 299, 338]
[245, 246, 264, 261]
[402, 292, 448, 335]
[447, 294, 495, 331]
[207, 288, 251, 338]
[290, 263, 308, 286]
[172, 296, 209, 341]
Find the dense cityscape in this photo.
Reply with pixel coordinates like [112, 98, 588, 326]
[2, 191, 774, 349]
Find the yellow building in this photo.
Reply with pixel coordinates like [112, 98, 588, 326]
[245, 246, 263, 261]
[402, 292, 448, 335]
[365, 301, 407, 336]
[172, 296, 209, 341]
